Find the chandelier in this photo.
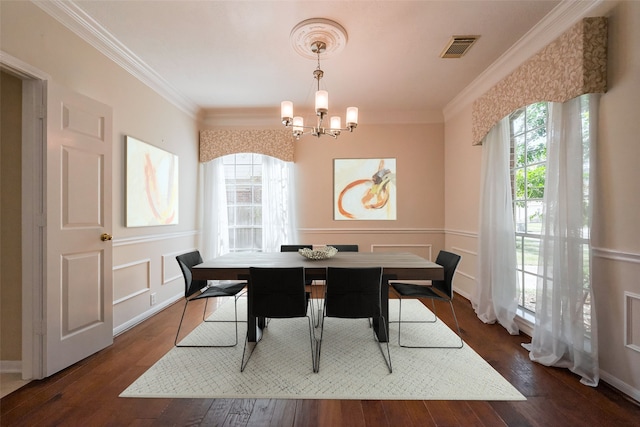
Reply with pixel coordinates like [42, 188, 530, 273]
[281, 19, 358, 140]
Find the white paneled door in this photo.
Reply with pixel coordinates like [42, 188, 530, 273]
[45, 83, 113, 376]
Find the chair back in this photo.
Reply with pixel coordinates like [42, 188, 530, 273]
[325, 267, 383, 318]
[432, 251, 461, 298]
[328, 244, 359, 252]
[176, 251, 207, 298]
[249, 267, 308, 318]
[280, 244, 312, 252]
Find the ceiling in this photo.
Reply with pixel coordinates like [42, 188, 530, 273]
[41, 1, 569, 124]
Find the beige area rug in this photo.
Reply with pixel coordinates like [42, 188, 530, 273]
[120, 298, 525, 400]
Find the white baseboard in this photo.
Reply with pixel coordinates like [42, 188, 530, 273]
[600, 369, 640, 404]
[113, 293, 183, 336]
[0, 360, 21, 374]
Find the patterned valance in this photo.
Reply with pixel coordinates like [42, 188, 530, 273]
[199, 129, 295, 162]
[472, 17, 608, 145]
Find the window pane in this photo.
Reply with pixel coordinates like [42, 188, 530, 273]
[236, 153, 253, 164]
[526, 133, 547, 163]
[227, 207, 235, 224]
[226, 187, 236, 204]
[514, 135, 526, 167]
[252, 206, 262, 225]
[254, 228, 262, 250]
[522, 272, 537, 312]
[522, 237, 540, 271]
[514, 202, 526, 232]
[235, 228, 253, 250]
[235, 164, 252, 180]
[526, 102, 547, 132]
[511, 110, 525, 136]
[515, 236, 524, 269]
[236, 186, 252, 203]
[526, 201, 543, 234]
[512, 169, 524, 202]
[525, 165, 545, 200]
[236, 206, 253, 225]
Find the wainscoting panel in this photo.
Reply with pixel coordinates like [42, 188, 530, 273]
[113, 259, 150, 305]
[112, 230, 198, 335]
[163, 249, 194, 285]
[371, 243, 433, 260]
[625, 292, 640, 353]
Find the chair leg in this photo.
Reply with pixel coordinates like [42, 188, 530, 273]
[240, 333, 258, 372]
[174, 300, 190, 347]
[176, 297, 240, 348]
[307, 315, 318, 373]
[242, 316, 317, 373]
[373, 316, 393, 373]
[316, 310, 391, 374]
[397, 297, 464, 349]
[315, 301, 327, 372]
[448, 300, 464, 349]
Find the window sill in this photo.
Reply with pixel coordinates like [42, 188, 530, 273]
[515, 308, 535, 337]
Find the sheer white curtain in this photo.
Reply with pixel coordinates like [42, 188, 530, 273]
[473, 116, 520, 335]
[525, 94, 599, 386]
[262, 155, 298, 252]
[200, 158, 229, 260]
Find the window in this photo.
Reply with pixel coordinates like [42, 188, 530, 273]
[223, 153, 262, 252]
[510, 100, 592, 331]
[510, 102, 547, 314]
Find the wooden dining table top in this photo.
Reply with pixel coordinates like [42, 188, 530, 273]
[191, 251, 444, 281]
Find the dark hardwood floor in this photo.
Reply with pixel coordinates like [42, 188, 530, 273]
[2, 290, 639, 426]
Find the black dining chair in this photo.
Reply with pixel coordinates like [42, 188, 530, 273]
[316, 267, 392, 373]
[390, 250, 463, 348]
[328, 244, 359, 252]
[281, 244, 319, 323]
[175, 250, 247, 347]
[241, 267, 317, 372]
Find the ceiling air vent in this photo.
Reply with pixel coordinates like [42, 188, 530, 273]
[440, 35, 479, 58]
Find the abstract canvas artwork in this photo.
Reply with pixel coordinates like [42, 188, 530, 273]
[126, 136, 179, 226]
[334, 158, 396, 220]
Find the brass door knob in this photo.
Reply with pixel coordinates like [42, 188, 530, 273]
[100, 233, 113, 241]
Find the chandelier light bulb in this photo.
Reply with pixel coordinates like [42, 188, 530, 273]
[293, 116, 304, 132]
[330, 116, 341, 129]
[346, 107, 359, 126]
[281, 101, 293, 121]
[315, 90, 329, 114]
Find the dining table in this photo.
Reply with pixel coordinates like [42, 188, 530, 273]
[191, 251, 444, 342]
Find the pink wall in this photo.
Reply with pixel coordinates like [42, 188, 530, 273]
[293, 122, 445, 258]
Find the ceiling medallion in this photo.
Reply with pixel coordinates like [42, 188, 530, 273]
[289, 18, 348, 60]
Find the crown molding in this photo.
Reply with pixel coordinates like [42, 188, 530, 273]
[33, 0, 199, 118]
[443, 0, 605, 121]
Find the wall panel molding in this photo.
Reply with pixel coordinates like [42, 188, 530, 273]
[371, 243, 433, 260]
[113, 230, 198, 247]
[592, 247, 640, 264]
[113, 293, 182, 336]
[162, 248, 196, 285]
[624, 292, 640, 354]
[445, 229, 478, 239]
[112, 258, 150, 305]
[299, 228, 443, 235]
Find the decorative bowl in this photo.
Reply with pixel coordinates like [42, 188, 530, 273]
[298, 246, 338, 260]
